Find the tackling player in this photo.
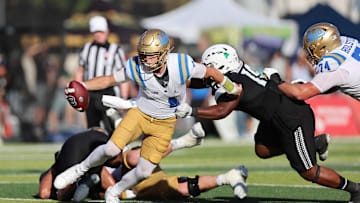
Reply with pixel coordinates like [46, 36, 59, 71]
[176, 43, 360, 203]
[271, 23, 360, 101]
[54, 29, 242, 202]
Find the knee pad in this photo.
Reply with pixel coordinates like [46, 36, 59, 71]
[311, 166, 321, 183]
[178, 176, 200, 197]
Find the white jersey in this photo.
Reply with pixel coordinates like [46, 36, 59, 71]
[311, 36, 360, 101]
[113, 53, 207, 119]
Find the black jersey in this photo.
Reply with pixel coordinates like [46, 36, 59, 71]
[51, 129, 109, 176]
[213, 64, 316, 173]
[216, 64, 288, 121]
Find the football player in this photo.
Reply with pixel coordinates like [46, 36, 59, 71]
[176, 43, 360, 203]
[270, 23, 360, 102]
[39, 124, 248, 201]
[54, 29, 242, 202]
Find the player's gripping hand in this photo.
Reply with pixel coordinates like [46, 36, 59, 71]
[176, 103, 193, 118]
[65, 80, 89, 112]
[263, 68, 284, 85]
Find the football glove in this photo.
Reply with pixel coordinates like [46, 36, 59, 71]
[176, 103, 193, 118]
[263, 68, 284, 85]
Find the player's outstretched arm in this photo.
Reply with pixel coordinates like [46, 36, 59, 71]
[278, 82, 321, 100]
[83, 75, 118, 91]
[176, 95, 240, 120]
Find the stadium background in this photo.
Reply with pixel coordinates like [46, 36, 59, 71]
[2, 0, 360, 143]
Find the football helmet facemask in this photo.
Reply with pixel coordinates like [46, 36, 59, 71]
[303, 22, 341, 65]
[201, 43, 243, 74]
[137, 29, 172, 72]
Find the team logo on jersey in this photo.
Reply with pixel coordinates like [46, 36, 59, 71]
[307, 28, 325, 43]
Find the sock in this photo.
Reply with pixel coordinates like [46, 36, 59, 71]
[82, 141, 121, 170]
[111, 169, 139, 196]
[170, 131, 196, 151]
[338, 176, 360, 193]
[170, 139, 185, 151]
[216, 174, 226, 186]
[112, 157, 156, 195]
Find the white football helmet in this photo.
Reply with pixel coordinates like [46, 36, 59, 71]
[201, 43, 243, 74]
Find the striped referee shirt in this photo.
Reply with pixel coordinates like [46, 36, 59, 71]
[79, 41, 126, 81]
[79, 41, 126, 96]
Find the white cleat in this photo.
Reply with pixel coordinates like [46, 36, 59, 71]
[105, 186, 120, 203]
[186, 122, 205, 147]
[224, 165, 248, 199]
[54, 163, 85, 190]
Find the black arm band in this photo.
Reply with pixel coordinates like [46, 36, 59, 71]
[191, 107, 198, 117]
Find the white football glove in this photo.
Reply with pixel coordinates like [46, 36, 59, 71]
[262, 68, 279, 80]
[176, 103, 192, 118]
[291, 79, 307, 84]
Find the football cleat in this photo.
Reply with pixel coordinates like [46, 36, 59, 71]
[105, 186, 120, 203]
[73, 174, 100, 202]
[224, 165, 248, 199]
[54, 163, 86, 190]
[315, 133, 331, 161]
[180, 122, 205, 148]
[350, 185, 360, 203]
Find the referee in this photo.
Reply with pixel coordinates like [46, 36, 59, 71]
[74, 16, 126, 133]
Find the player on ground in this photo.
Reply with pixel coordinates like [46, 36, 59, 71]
[176, 43, 360, 203]
[54, 29, 242, 202]
[39, 124, 247, 201]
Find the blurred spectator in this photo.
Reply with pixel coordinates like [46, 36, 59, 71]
[268, 50, 292, 82]
[74, 16, 128, 133]
[289, 48, 315, 82]
[0, 59, 20, 143]
[46, 73, 86, 142]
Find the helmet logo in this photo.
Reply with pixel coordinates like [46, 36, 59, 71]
[224, 53, 229, 58]
[157, 33, 169, 47]
[307, 28, 325, 43]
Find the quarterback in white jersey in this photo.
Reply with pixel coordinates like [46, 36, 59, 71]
[55, 29, 241, 203]
[275, 23, 360, 101]
[113, 52, 208, 119]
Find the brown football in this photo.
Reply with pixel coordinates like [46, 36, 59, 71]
[66, 80, 89, 112]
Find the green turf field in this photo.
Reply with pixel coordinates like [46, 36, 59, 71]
[0, 137, 359, 202]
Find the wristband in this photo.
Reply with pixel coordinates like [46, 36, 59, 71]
[220, 76, 235, 94]
[191, 107, 198, 117]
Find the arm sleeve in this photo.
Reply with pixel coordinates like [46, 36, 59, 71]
[190, 62, 207, 79]
[310, 68, 348, 93]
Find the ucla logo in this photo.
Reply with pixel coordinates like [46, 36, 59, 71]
[307, 28, 325, 43]
[157, 33, 169, 46]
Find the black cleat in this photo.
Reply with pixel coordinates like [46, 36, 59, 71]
[350, 190, 360, 203]
[314, 133, 330, 161]
[73, 174, 100, 202]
